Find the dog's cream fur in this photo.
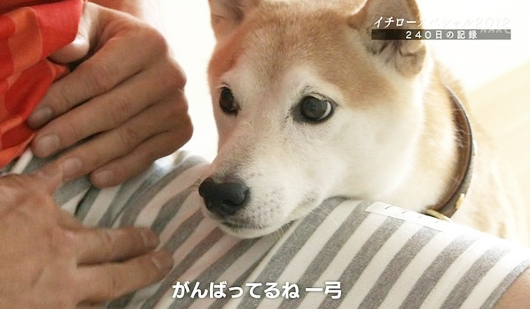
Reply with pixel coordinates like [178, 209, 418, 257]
[200, 0, 528, 244]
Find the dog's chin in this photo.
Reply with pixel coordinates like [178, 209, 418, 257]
[200, 208, 289, 239]
[218, 222, 284, 239]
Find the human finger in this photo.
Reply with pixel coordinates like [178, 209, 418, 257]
[28, 50, 144, 130]
[90, 122, 192, 187]
[29, 160, 65, 194]
[58, 209, 84, 230]
[48, 1, 94, 65]
[30, 59, 183, 158]
[87, 95, 192, 187]
[27, 15, 156, 129]
[74, 227, 159, 264]
[76, 250, 174, 303]
[77, 305, 104, 309]
[53, 95, 191, 185]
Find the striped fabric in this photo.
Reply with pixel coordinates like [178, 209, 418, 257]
[4, 149, 530, 309]
[0, 0, 83, 168]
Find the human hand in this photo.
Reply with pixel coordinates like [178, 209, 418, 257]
[0, 163, 174, 308]
[28, 2, 193, 188]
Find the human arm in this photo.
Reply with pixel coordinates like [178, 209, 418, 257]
[0, 163, 174, 308]
[494, 270, 530, 308]
[28, 1, 192, 188]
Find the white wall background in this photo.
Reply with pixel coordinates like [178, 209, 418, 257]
[158, 1, 217, 161]
[158, 0, 530, 162]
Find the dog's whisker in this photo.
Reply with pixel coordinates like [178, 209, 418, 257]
[273, 228, 285, 241]
[309, 207, 332, 221]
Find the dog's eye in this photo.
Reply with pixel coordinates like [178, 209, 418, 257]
[299, 96, 334, 122]
[219, 87, 239, 115]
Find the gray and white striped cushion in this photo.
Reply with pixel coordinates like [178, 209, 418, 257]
[4, 149, 529, 309]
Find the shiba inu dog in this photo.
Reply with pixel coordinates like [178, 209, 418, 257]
[198, 0, 528, 244]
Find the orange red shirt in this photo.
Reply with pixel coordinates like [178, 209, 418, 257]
[0, 0, 83, 168]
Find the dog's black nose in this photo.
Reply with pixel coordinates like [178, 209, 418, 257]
[198, 177, 250, 217]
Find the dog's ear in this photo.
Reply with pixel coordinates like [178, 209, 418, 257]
[208, 0, 261, 41]
[349, 0, 426, 76]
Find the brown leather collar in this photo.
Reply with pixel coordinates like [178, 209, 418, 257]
[424, 86, 476, 221]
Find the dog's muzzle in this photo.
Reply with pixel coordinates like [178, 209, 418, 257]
[198, 177, 250, 217]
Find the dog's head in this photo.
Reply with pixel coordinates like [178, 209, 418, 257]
[200, 0, 430, 238]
